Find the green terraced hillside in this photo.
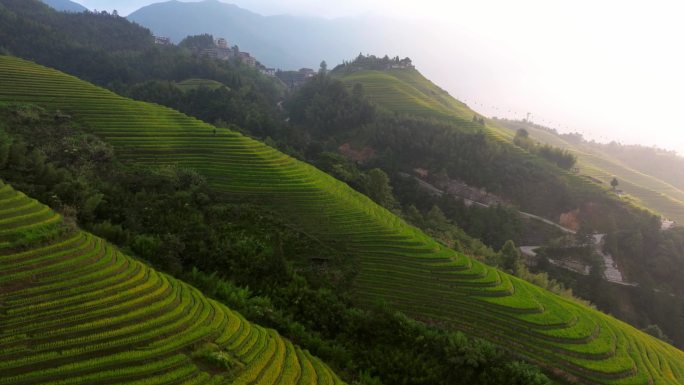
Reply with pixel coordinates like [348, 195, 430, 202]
[335, 69, 476, 123]
[494, 120, 684, 224]
[335, 67, 563, 166]
[1, 56, 684, 384]
[0, 180, 345, 385]
[176, 78, 228, 92]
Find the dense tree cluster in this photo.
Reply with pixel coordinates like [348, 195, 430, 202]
[178, 33, 216, 51]
[333, 53, 414, 73]
[123, 80, 278, 137]
[286, 73, 376, 134]
[514, 128, 577, 170]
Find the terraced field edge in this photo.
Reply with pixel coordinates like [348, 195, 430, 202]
[0, 180, 345, 385]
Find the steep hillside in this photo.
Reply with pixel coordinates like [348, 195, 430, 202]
[331, 62, 614, 224]
[332, 62, 681, 224]
[333, 64, 564, 173]
[0, 180, 344, 384]
[330, 60, 684, 348]
[496, 119, 684, 224]
[598, 145, 684, 192]
[335, 68, 474, 123]
[340, 65, 684, 225]
[2, 56, 684, 384]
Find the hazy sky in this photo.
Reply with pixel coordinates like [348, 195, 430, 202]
[81, 0, 684, 154]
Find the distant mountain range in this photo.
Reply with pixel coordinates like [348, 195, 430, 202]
[41, 0, 87, 12]
[127, 0, 404, 69]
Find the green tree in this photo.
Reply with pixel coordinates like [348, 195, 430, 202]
[611, 177, 619, 190]
[179, 34, 215, 51]
[642, 324, 673, 344]
[0, 130, 11, 168]
[364, 168, 397, 210]
[426, 205, 449, 230]
[405, 204, 424, 227]
[352, 82, 365, 99]
[513, 128, 534, 150]
[500, 240, 521, 272]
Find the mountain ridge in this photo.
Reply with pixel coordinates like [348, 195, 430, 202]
[127, 0, 397, 69]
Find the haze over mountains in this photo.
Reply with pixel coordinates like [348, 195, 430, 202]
[45, 0, 684, 157]
[127, 0, 402, 70]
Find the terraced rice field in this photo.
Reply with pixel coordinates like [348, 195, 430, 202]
[337, 69, 599, 199]
[176, 78, 227, 92]
[1, 56, 684, 384]
[337, 69, 477, 124]
[340, 69, 673, 224]
[338, 69, 576, 165]
[0, 181, 345, 384]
